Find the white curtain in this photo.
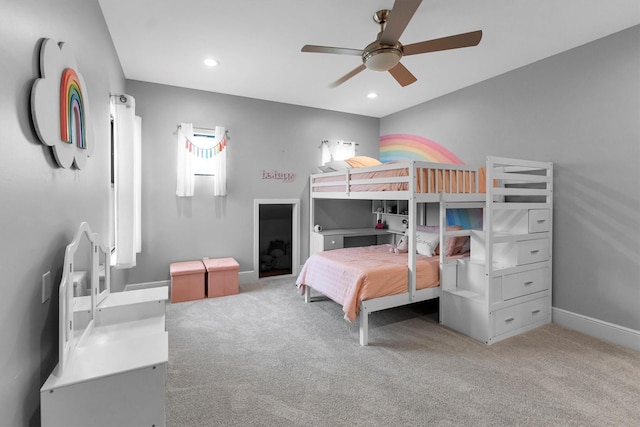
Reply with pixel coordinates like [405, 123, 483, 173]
[212, 126, 227, 196]
[112, 94, 141, 268]
[176, 124, 227, 197]
[176, 123, 194, 197]
[134, 115, 142, 253]
[321, 139, 356, 164]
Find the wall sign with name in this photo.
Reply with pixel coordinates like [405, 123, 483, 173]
[262, 170, 296, 183]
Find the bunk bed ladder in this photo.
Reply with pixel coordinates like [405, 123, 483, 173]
[486, 157, 497, 342]
[485, 156, 554, 344]
[408, 164, 418, 301]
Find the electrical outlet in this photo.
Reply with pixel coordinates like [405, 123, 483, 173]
[42, 271, 51, 303]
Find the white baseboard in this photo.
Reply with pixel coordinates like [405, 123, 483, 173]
[238, 270, 256, 284]
[239, 269, 301, 283]
[124, 280, 169, 292]
[552, 307, 640, 352]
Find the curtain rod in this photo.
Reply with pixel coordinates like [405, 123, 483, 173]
[319, 139, 359, 147]
[109, 93, 129, 103]
[176, 124, 231, 140]
[178, 125, 216, 131]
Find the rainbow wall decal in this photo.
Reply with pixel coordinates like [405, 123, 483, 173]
[60, 68, 86, 149]
[380, 134, 463, 164]
[446, 208, 483, 229]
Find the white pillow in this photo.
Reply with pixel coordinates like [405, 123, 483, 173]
[324, 160, 350, 171]
[415, 231, 439, 256]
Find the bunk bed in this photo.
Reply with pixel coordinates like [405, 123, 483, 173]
[297, 156, 553, 346]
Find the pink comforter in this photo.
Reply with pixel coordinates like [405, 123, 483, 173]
[296, 244, 440, 322]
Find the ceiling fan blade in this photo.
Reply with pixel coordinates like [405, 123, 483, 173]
[388, 62, 417, 87]
[302, 45, 364, 56]
[379, 0, 423, 46]
[403, 30, 483, 56]
[329, 64, 367, 88]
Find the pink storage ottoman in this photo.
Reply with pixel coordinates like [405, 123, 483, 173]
[203, 258, 239, 298]
[170, 261, 205, 303]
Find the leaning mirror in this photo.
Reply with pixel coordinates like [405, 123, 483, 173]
[96, 242, 110, 306]
[57, 222, 95, 375]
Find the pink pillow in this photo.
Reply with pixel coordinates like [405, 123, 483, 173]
[344, 156, 382, 168]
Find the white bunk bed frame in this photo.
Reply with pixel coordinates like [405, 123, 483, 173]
[305, 156, 553, 346]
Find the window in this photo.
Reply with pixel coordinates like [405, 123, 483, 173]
[191, 132, 217, 176]
[176, 124, 228, 197]
[321, 139, 356, 164]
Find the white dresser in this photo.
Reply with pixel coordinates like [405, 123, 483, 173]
[40, 223, 169, 427]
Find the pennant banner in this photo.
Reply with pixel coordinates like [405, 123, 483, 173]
[184, 137, 226, 158]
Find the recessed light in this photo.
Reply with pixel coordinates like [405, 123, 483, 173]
[204, 58, 219, 67]
[367, 92, 378, 99]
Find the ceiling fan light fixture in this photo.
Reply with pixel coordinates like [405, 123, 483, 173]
[301, 1, 483, 88]
[363, 47, 402, 72]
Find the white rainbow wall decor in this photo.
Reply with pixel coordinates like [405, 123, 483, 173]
[31, 38, 93, 169]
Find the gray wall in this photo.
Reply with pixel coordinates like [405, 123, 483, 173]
[381, 25, 640, 331]
[122, 80, 379, 287]
[0, 1, 125, 425]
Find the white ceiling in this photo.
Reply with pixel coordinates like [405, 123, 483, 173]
[98, 0, 640, 118]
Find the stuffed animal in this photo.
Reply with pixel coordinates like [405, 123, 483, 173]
[389, 231, 409, 254]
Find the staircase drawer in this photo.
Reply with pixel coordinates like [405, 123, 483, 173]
[502, 267, 549, 300]
[494, 296, 550, 336]
[516, 238, 549, 265]
[528, 209, 550, 233]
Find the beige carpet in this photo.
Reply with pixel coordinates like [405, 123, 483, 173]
[166, 277, 640, 426]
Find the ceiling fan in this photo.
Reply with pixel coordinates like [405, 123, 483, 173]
[301, 0, 482, 88]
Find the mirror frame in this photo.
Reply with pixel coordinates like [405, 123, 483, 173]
[57, 222, 96, 375]
[95, 241, 111, 306]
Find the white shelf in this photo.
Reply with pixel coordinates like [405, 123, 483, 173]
[372, 199, 409, 216]
[443, 288, 484, 302]
[315, 227, 390, 237]
[98, 287, 168, 309]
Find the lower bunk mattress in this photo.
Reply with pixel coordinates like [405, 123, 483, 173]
[296, 244, 443, 322]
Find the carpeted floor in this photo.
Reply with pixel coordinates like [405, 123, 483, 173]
[166, 276, 640, 427]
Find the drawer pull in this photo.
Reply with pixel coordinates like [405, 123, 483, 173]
[536, 219, 546, 223]
[504, 317, 515, 323]
[530, 249, 540, 254]
[524, 281, 534, 286]
[531, 309, 541, 315]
